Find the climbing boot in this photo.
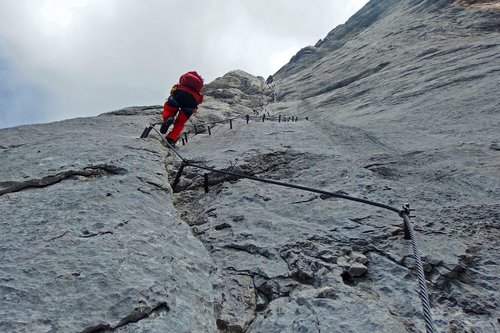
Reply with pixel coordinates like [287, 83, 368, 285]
[165, 137, 176, 148]
[160, 117, 174, 134]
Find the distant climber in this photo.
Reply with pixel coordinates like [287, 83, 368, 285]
[160, 71, 204, 147]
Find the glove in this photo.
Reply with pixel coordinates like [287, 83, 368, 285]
[170, 83, 180, 95]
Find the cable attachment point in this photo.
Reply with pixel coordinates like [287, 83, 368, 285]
[171, 161, 188, 192]
[401, 203, 414, 240]
[140, 124, 155, 138]
[402, 203, 416, 218]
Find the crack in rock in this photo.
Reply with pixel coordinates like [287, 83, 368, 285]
[44, 230, 70, 242]
[171, 150, 314, 193]
[312, 62, 391, 99]
[223, 243, 275, 260]
[80, 302, 169, 333]
[78, 229, 114, 238]
[0, 164, 127, 196]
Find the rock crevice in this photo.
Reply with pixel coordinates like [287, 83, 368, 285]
[81, 302, 170, 333]
[0, 164, 127, 196]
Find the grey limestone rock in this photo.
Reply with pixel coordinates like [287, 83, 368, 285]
[347, 262, 368, 278]
[1, 0, 500, 332]
[0, 112, 216, 332]
[173, 0, 500, 332]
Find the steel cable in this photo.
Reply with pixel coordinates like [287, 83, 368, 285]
[143, 116, 436, 332]
[185, 113, 303, 130]
[186, 161, 402, 214]
[402, 213, 436, 333]
[150, 126, 187, 162]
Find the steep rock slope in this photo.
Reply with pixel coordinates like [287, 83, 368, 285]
[0, 110, 216, 332]
[176, 0, 499, 332]
[272, 0, 499, 151]
[1, 0, 499, 333]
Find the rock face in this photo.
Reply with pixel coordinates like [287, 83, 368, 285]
[0, 109, 216, 332]
[1, 0, 499, 332]
[201, 70, 273, 120]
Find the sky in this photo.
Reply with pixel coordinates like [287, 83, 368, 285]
[0, 0, 369, 129]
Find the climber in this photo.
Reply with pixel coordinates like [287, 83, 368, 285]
[160, 71, 204, 147]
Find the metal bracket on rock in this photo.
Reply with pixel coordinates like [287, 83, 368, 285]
[401, 203, 416, 240]
[139, 123, 162, 138]
[139, 118, 436, 332]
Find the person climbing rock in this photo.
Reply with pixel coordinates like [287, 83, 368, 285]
[160, 71, 204, 147]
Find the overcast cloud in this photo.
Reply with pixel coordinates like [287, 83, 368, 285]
[0, 0, 368, 128]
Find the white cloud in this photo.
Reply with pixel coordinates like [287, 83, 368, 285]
[0, 0, 369, 128]
[39, 0, 89, 29]
[270, 46, 301, 74]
